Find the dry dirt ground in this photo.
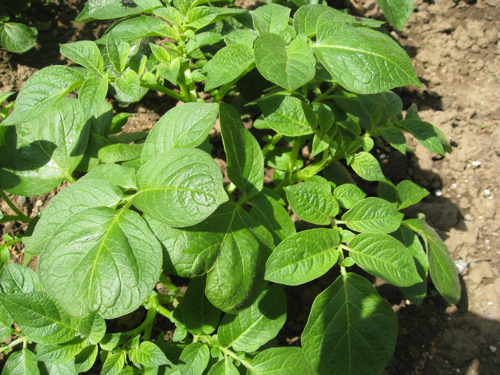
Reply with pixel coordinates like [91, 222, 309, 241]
[1, 0, 500, 374]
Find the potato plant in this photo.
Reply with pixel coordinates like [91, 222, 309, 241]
[0, 1, 461, 374]
[0, 0, 38, 54]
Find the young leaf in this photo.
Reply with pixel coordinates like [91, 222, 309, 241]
[342, 197, 404, 233]
[218, 284, 286, 352]
[102, 352, 126, 375]
[75, 0, 163, 22]
[106, 33, 130, 73]
[397, 119, 446, 156]
[97, 16, 174, 44]
[250, 347, 317, 375]
[114, 70, 147, 104]
[313, 23, 422, 94]
[331, 89, 371, 131]
[391, 227, 428, 305]
[60, 41, 104, 75]
[350, 152, 385, 182]
[255, 33, 315, 92]
[265, 229, 340, 286]
[323, 160, 355, 186]
[396, 180, 429, 210]
[129, 342, 170, 368]
[98, 143, 143, 164]
[403, 216, 460, 304]
[206, 359, 239, 375]
[293, 5, 336, 37]
[0, 98, 89, 196]
[348, 233, 422, 287]
[311, 133, 329, 157]
[224, 29, 255, 48]
[38, 207, 163, 319]
[377, 180, 399, 206]
[182, 276, 221, 336]
[376, 0, 414, 30]
[35, 338, 86, 365]
[77, 313, 107, 345]
[1, 349, 39, 375]
[24, 179, 125, 256]
[251, 4, 290, 35]
[81, 164, 137, 191]
[134, 148, 228, 227]
[219, 103, 264, 197]
[383, 91, 403, 117]
[257, 95, 316, 137]
[0, 22, 37, 53]
[0, 263, 42, 294]
[185, 7, 247, 31]
[379, 127, 406, 154]
[302, 273, 397, 375]
[75, 345, 98, 373]
[202, 45, 254, 91]
[141, 103, 219, 163]
[178, 342, 210, 375]
[2, 66, 83, 125]
[249, 191, 296, 246]
[0, 292, 76, 344]
[78, 75, 109, 121]
[39, 359, 77, 375]
[285, 181, 338, 225]
[333, 183, 366, 209]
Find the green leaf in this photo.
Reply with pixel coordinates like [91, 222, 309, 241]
[403, 216, 460, 304]
[75, 345, 98, 373]
[81, 164, 137, 191]
[154, 7, 182, 25]
[255, 33, 315, 92]
[379, 127, 406, 154]
[2, 349, 40, 375]
[265, 229, 340, 286]
[106, 33, 130, 73]
[0, 98, 89, 196]
[179, 343, 210, 375]
[206, 359, 239, 375]
[129, 342, 170, 368]
[24, 179, 125, 256]
[202, 45, 254, 91]
[224, 29, 255, 49]
[333, 183, 366, 209]
[311, 133, 329, 157]
[249, 191, 295, 246]
[61, 41, 103, 75]
[98, 16, 174, 44]
[182, 276, 221, 336]
[391, 227, 428, 305]
[78, 75, 109, 121]
[38, 207, 163, 319]
[141, 103, 219, 163]
[377, 180, 398, 206]
[98, 143, 143, 164]
[331, 89, 371, 131]
[36, 338, 86, 365]
[251, 4, 290, 35]
[350, 152, 385, 182]
[397, 119, 446, 156]
[77, 313, 107, 345]
[342, 197, 404, 233]
[219, 103, 264, 197]
[348, 233, 422, 287]
[0, 22, 36, 53]
[134, 148, 228, 227]
[313, 23, 422, 94]
[316, 102, 335, 133]
[102, 352, 126, 375]
[100, 333, 127, 351]
[0, 263, 42, 294]
[382, 91, 403, 117]
[285, 181, 338, 225]
[376, 0, 414, 30]
[257, 95, 316, 137]
[302, 273, 397, 375]
[396, 180, 429, 210]
[218, 284, 286, 352]
[323, 160, 355, 186]
[113, 70, 147, 105]
[75, 0, 163, 22]
[2, 66, 83, 125]
[0, 292, 76, 344]
[38, 359, 77, 375]
[185, 7, 247, 31]
[186, 32, 222, 54]
[250, 347, 317, 375]
[293, 5, 336, 38]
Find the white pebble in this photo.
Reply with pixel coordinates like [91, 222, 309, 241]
[405, 300, 411, 305]
[487, 302, 494, 305]
[485, 189, 491, 195]
[472, 161, 481, 167]
[456, 369, 461, 374]
[489, 346, 497, 354]
[379, 154, 387, 160]
[435, 189, 442, 197]
[451, 183, 457, 189]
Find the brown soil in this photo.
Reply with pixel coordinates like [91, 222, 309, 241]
[1, 0, 500, 374]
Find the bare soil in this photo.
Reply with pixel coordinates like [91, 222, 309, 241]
[1, 0, 500, 374]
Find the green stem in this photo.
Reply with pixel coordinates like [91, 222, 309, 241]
[125, 307, 157, 338]
[0, 337, 28, 354]
[226, 182, 237, 194]
[66, 174, 77, 184]
[262, 133, 283, 156]
[0, 215, 31, 224]
[337, 245, 346, 275]
[159, 273, 181, 295]
[212, 61, 256, 103]
[183, 67, 198, 102]
[23, 253, 33, 267]
[155, 305, 171, 320]
[312, 83, 338, 103]
[0, 190, 31, 223]
[140, 82, 186, 102]
[2, 237, 22, 248]
[288, 137, 302, 173]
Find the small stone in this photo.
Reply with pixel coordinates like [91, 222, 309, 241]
[484, 189, 491, 195]
[489, 346, 497, 354]
[17, 196, 26, 205]
[435, 189, 442, 196]
[471, 161, 481, 167]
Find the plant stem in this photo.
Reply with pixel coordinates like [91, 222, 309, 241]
[0, 215, 31, 224]
[183, 66, 198, 102]
[159, 273, 181, 295]
[226, 182, 237, 194]
[125, 307, 157, 338]
[262, 133, 283, 156]
[140, 82, 186, 102]
[0, 190, 31, 223]
[212, 61, 256, 103]
[0, 337, 28, 354]
[312, 83, 338, 103]
[1, 238, 22, 248]
[288, 136, 302, 173]
[155, 305, 171, 320]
